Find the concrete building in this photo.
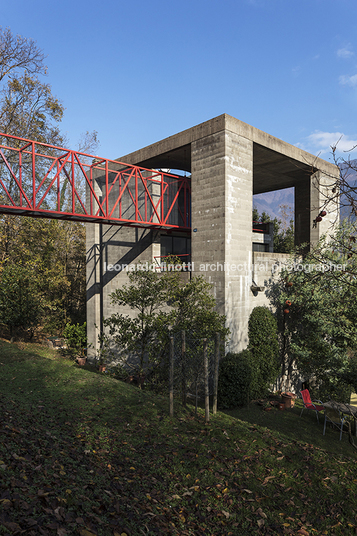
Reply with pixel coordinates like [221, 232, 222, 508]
[86, 114, 339, 360]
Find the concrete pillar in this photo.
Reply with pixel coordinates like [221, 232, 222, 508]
[86, 221, 101, 360]
[295, 169, 340, 250]
[310, 170, 340, 246]
[191, 129, 253, 352]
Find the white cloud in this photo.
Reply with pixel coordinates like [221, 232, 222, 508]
[337, 46, 354, 59]
[339, 74, 357, 87]
[305, 131, 357, 155]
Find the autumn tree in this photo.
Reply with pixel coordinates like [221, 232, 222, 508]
[0, 28, 98, 337]
[0, 27, 46, 82]
[0, 27, 61, 137]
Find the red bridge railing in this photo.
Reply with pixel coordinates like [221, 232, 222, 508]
[0, 132, 191, 230]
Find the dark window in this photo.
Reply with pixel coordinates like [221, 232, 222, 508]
[160, 236, 172, 257]
[253, 242, 269, 252]
[160, 235, 191, 263]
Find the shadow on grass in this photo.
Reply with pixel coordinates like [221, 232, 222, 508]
[2, 339, 357, 535]
[223, 399, 356, 458]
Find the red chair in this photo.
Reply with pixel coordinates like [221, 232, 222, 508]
[300, 389, 324, 422]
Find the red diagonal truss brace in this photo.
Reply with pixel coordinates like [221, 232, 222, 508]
[0, 132, 191, 230]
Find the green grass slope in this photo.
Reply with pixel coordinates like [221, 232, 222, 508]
[0, 340, 357, 535]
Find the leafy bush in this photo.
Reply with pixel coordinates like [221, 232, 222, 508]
[218, 350, 259, 409]
[63, 322, 87, 357]
[248, 306, 280, 395]
[0, 264, 43, 338]
[104, 271, 228, 378]
[310, 376, 351, 404]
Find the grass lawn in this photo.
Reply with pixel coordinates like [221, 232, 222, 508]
[0, 340, 357, 535]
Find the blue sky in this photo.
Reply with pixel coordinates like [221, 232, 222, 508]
[2, 0, 357, 163]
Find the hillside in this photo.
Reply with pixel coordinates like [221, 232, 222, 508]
[0, 341, 356, 535]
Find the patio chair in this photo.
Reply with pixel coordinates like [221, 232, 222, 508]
[300, 389, 324, 422]
[323, 406, 345, 441]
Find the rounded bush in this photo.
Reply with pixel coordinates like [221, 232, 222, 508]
[248, 306, 280, 394]
[218, 349, 258, 409]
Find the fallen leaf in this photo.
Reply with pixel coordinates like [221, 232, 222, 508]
[262, 476, 275, 485]
[12, 453, 26, 461]
[2, 522, 22, 532]
[256, 507, 267, 519]
[79, 530, 96, 536]
[0, 498, 12, 508]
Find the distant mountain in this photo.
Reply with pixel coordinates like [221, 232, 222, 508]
[253, 187, 294, 221]
[253, 162, 357, 223]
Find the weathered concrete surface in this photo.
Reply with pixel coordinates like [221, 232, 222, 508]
[87, 114, 340, 356]
[119, 114, 338, 191]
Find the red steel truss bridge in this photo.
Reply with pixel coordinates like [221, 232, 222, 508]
[0, 132, 191, 230]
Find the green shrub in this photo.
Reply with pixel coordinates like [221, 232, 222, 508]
[248, 306, 280, 395]
[310, 376, 351, 404]
[63, 322, 87, 357]
[0, 264, 43, 338]
[218, 350, 258, 408]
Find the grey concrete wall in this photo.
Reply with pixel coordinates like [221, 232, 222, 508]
[86, 223, 160, 360]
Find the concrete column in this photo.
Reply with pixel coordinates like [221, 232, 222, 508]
[224, 131, 253, 351]
[310, 170, 340, 246]
[86, 221, 101, 360]
[191, 130, 226, 311]
[295, 169, 340, 252]
[191, 129, 253, 352]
